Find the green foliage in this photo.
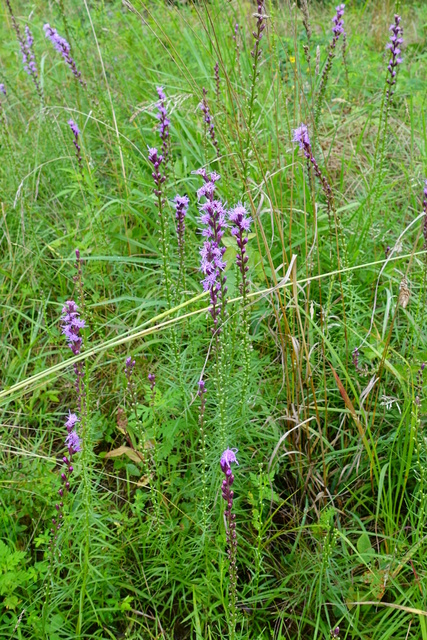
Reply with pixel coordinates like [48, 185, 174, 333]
[1, 0, 427, 638]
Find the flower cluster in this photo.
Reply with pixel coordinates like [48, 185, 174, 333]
[197, 169, 228, 328]
[386, 15, 403, 102]
[5, 1, 41, 96]
[125, 356, 136, 392]
[174, 194, 189, 250]
[293, 124, 334, 214]
[22, 26, 38, 78]
[229, 204, 252, 294]
[43, 24, 85, 87]
[148, 148, 166, 201]
[220, 448, 239, 635]
[68, 119, 82, 168]
[156, 86, 170, 167]
[60, 300, 85, 356]
[50, 412, 81, 556]
[332, 4, 345, 37]
[315, 4, 345, 122]
[148, 372, 156, 390]
[0, 84, 5, 97]
[199, 88, 219, 154]
[214, 62, 220, 100]
[251, 0, 267, 60]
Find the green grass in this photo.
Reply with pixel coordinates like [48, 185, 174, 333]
[1, 0, 427, 637]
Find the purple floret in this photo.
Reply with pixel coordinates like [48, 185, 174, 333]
[220, 448, 239, 473]
[65, 429, 81, 453]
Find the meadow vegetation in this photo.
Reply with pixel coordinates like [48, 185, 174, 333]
[1, 0, 427, 638]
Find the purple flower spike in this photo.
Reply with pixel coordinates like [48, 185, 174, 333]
[293, 123, 334, 214]
[220, 447, 239, 633]
[68, 119, 82, 168]
[4, 1, 42, 97]
[251, 0, 267, 60]
[315, 4, 345, 121]
[229, 204, 252, 297]
[199, 88, 219, 154]
[23, 26, 38, 78]
[0, 84, 5, 96]
[174, 194, 189, 250]
[60, 300, 85, 355]
[148, 147, 166, 199]
[148, 372, 156, 391]
[156, 86, 170, 168]
[197, 169, 228, 330]
[50, 411, 81, 557]
[386, 15, 403, 103]
[332, 4, 345, 36]
[43, 23, 86, 87]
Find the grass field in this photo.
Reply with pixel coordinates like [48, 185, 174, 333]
[1, 0, 427, 638]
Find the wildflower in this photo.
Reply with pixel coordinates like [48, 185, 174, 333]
[0, 84, 5, 96]
[23, 26, 38, 78]
[229, 204, 252, 296]
[148, 147, 165, 198]
[43, 24, 85, 87]
[199, 88, 219, 154]
[386, 15, 403, 102]
[156, 86, 170, 167]
[65, 412, 79, 432]
[65, 430, 81, 453]
[315, 4, 345, 122]
[251, 0, 267, 60]
[293, 123, 334, 214]
[5, 1, 42, 97]
[68, 119, 82, 168]
[220, 447, 239, 636]
[60, 300, 85, 355]
[196, 170, 228, 328]
[220, 448, 239, 473]
[293, 123, 310, 150]
[214, 62, 220, 101]
[50, 412, 81, 555]
[148, 373, 156, 391]
[332, 4, 345, 37]
[174, 194, 189, 250]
